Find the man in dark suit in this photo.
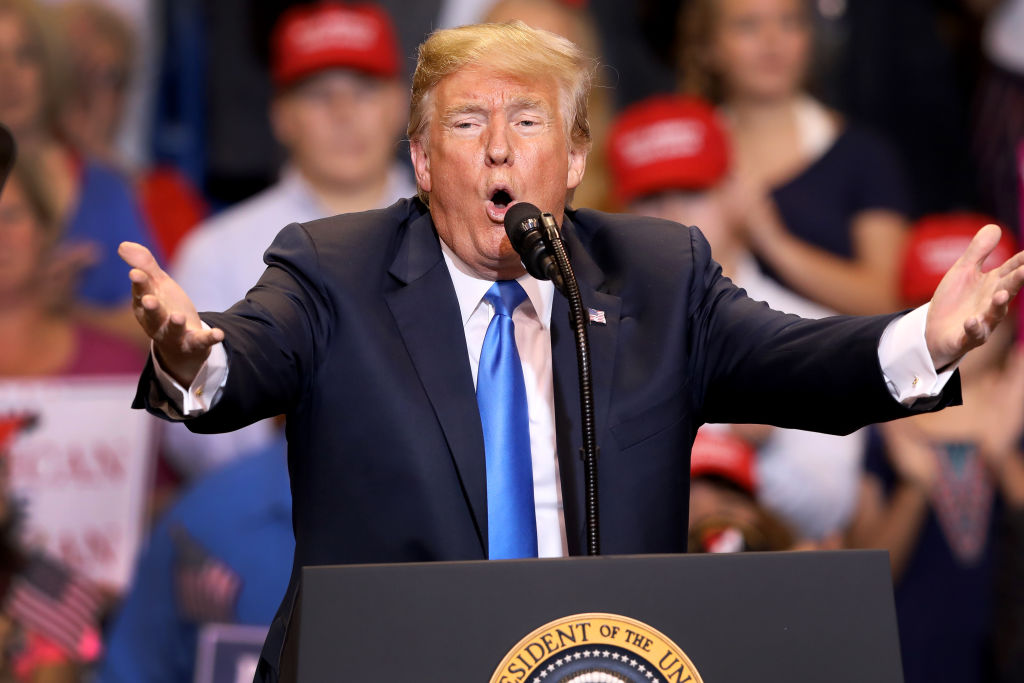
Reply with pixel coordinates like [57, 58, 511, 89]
[119, 21, 1024, 682]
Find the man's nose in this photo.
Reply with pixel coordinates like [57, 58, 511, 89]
[485, 123, 513, 166]
[326, 90, 359, 120]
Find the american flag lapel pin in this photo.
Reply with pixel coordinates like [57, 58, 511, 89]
[588, 308, 607, 325]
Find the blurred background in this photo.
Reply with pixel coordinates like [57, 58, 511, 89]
[0, 0, 1022, 681]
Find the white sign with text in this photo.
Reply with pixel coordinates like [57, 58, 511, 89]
[0, 376, 156, 591]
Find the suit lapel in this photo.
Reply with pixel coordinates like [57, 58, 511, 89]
[384, 208, 488, 554]
[551, 215, 621, 555]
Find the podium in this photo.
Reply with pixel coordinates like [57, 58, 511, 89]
[296, 550, 903, 682]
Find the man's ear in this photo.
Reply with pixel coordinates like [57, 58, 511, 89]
[410, 138, 432, 193]
[566, 144, 587, 191]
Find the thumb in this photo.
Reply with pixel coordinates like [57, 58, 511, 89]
[118, 241, 162, 274]
[959, 224, 1003, 272]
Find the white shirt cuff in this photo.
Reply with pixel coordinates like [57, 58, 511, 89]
[151, 322, 229, 416]
[879, 303, 958, 406]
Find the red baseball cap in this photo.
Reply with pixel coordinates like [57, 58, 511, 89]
[690, 428, 757, 496]
[271, 3, 401, 89]
[901, 213, 1017, 307]
[607, 95, 730, 206]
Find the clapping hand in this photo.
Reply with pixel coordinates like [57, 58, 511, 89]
[880, 420, 939, 493]
[926, 224, 1024, 370]
[977, 347, 1024, 468]
[39, 242, 99, 312]
[118, 241, 224, 386]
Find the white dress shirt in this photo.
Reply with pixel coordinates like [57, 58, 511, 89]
[154, 239, 957, 555]
[439, 243, 567, 557]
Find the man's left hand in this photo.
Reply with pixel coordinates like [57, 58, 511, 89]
[926, 224, 1024, 370]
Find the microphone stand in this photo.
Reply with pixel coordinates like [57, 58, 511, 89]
[537, 213, 601, 556]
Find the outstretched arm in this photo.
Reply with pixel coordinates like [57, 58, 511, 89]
[118, 241, 224, 386]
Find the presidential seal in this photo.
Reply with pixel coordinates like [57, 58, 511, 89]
[490, 613, 704, 683]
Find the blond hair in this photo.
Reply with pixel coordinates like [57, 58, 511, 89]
[58, 1, 137, 76]
[0, 0, 69, 137]
[407, 20, 595, 163]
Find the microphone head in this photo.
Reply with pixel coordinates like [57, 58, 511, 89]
[502, 202, 554, 282]
[503, 202, 541, 240]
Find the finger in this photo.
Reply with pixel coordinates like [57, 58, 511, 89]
[993, 289, 1011, 311]
[964, 315, 987, 344]
[984, 291, 1010, 327]
[163, 311, 189, 347]
[185, 326, 225, 351]
[139, 293, 170, 332]
[960, 224, 1003, 272]
[118, 241, 163, 276]
[998, 249, 1024, 277]
[128, 267, 156, 305]
[996, 262, 1024, 300]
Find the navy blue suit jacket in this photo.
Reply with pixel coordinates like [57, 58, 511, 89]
[135, 198, 960, 679]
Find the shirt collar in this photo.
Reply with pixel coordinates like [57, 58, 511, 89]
[439, 238, 555, 328]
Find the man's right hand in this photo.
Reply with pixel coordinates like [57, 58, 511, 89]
[119, 241, 224, 387]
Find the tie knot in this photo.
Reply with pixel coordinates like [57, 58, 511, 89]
[485, 280, 527, 318]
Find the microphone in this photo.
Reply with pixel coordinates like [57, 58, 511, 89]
[505, 201, 602, 555]
[0, 123, 14, 195]
[503, 202, 563, 288]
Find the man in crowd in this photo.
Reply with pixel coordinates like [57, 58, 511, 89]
[119, 21, 1023, 682]
[686, 426, 795, 553]
[165, 3, 414, 476]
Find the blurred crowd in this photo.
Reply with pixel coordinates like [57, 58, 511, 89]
[0, 0, 1022, 681]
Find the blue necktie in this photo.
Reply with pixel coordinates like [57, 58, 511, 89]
[477, 281, 537, 559]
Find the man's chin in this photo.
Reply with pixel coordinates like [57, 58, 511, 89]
[457, 239, 527, 280]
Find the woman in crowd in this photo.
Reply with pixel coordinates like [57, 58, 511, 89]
[56, 0, 207, 263]
[846, 214, 1024, 683]
[0, 0, 154, 345]
[0, 155, 137, 683]
[678, 0, 911, 315]
[0, 154, 141, 380]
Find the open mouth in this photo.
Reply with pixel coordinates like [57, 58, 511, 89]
[486, 187, 516, 222]
[491, 189, 512, 207]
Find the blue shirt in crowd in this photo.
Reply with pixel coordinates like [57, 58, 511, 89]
[64, 160, 155, 307]
[98, 436, 293, 683]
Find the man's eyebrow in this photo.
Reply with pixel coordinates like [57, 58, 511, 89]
[441, 103, 488, 121]
[508, 96, 551, 114]
[440, 97, 552, 121]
